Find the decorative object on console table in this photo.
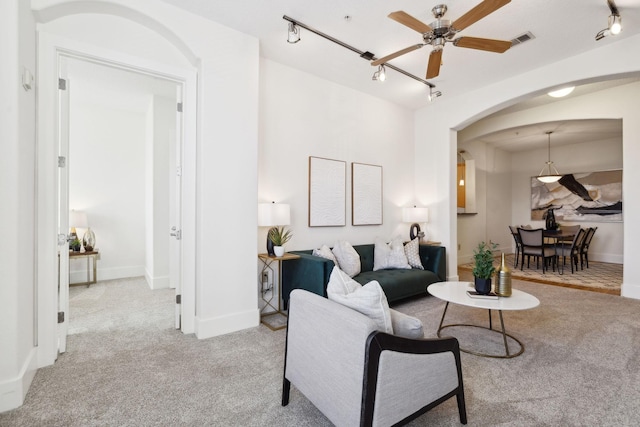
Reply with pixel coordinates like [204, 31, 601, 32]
[402, 205, 429, 241]
[69, 209, 86, 250]
[268, 226, 292, 257]
[258, 252, 300, 331]
[472, 241, 497, 295]
[496, 252, 512, 297]
[258, 202, 290, 257]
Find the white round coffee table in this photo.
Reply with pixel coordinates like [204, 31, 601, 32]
[427, 281, 540, 358]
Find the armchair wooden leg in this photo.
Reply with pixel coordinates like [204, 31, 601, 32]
[456, 390, 467, 425]
[282, 378, 291, 406]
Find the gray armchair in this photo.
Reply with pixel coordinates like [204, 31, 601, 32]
[282, 289, 467, 426]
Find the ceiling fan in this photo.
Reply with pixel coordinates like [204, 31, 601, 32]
[372, 0, 513, 79]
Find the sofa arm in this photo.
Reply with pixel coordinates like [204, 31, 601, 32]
[419, 245, 446, 282]
[281, 252, 334, 308]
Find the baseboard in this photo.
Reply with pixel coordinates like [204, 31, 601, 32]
[0, 347, 37, 413]
[144, 270, 170, 290]
[621, 282, 640, 300]
[195, 308, 260, 339]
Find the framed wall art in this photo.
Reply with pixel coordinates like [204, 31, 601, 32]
[352, 162, 383, 226]
[308, 156, 346, 227]
[531, 169, 622, 222]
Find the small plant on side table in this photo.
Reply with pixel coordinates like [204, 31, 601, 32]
[268, 226, 292, 257]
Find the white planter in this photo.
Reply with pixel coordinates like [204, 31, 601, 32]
[274, 246, 285, 257]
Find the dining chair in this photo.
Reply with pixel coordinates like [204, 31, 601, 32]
[517, 228, 556, 273]
[580, 227, 597, 269]
[558, 225, 580, 243]
[555, 228, 586, 274]
[508, 225, 523, 268]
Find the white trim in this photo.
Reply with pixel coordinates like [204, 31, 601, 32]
[195, 309, 261, 339]
[36, 31, 198, 368]
[0, 348, 37, 413]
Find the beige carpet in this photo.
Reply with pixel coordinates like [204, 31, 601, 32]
[459, 253, 622, 295]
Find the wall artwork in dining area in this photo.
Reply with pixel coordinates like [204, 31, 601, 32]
[531, 169, 622, 222]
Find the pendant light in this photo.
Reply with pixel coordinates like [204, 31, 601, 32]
[537, 131, 562, 183]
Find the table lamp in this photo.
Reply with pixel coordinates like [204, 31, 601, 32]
[402, 206, 429, 241]
[258, 202, 290, 256]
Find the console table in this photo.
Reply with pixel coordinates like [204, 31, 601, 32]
[258, 252, 300, 330]
[69, 250, 100, 286]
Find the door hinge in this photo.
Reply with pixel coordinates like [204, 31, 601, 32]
[177, 102, 183, 112]
[170, 227, 182, 240]
[176, 294, 181, 304]
[58, 311, 65, 323]
[58, 78, 67, 90]
[58, 156, 66, 168]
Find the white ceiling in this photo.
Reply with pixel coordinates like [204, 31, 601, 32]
[160, 0, 640, 111]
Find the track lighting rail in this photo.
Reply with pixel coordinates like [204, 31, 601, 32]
[283, 15, 436, 89]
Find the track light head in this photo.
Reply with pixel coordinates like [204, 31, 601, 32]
[372, 65, 386, 82]
[428, 87, 442, 102]
[287, 22, 300, 44]
[595, 0, 623, 41]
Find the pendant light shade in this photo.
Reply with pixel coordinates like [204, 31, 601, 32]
[537, 131, 562, 183]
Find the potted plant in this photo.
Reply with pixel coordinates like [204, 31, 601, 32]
[268, 226, 292, 257]
[472, 241, 497, 294]
[70, 238, 82, 252]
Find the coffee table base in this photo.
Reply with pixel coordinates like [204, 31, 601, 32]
[436, 302, 525, 359]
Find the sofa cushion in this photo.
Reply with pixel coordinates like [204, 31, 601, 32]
[332, 241, 361, 277]
[355, 269, 440, 303]
[373, 236, 411, 271]
[389, 309, 424, 339]
[404, 238, 424, 270]
[312, 244, 338, 265]
[327, 267, 393, 334]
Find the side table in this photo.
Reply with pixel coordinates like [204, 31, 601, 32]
[69, 250, 100, 286]
[258, 252, 300, 331]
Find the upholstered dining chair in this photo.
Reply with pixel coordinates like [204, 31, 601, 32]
[580, 227, 597, 268]
[508, 225, 523, 268]
[555, 228, 586, 274]
[557, 225, 581, 244]
[517, 228, 556, 273]
[282, 289, 467, 427]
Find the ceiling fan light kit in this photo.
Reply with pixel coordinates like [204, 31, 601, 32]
[537, 131, 562, 183]
[374, 0, 513, 79]
[595, 0, 622, 41]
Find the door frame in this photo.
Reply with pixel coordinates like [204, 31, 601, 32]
[37, 32, 198, 366]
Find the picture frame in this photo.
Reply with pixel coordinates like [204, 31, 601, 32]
[352, 162, 383, 226]
[308, 156, 346, 227]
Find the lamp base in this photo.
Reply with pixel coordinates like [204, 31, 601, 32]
[266, 227, 276, 256]
[409, 223, 422, 241]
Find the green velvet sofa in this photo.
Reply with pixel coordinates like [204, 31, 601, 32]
[281, 244, 446, 308]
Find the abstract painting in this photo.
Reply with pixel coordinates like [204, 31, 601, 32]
[352, 162, 383, 225]
[308, 156, 346, 227]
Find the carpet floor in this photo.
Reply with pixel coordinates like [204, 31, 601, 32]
[458, 253, 622, 295]
[2, 276, 639, 426]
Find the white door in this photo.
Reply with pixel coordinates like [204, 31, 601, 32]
[57, 57, 71, 354]
[170, 84, 183, 329]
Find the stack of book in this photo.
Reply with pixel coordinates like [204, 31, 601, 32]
[466, 290, 499, 300]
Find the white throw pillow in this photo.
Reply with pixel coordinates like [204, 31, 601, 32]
[327, 266, 393, 334]
[331, 241, 361, 277]
[312, 244, 338, 265]
[404, 238, 424, 270]
[389, 309, 424, 339]
[373, 236, 411, 271]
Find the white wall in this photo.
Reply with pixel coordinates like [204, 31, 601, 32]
[414, 33, 640, 298]
[69, 100, 147, 281]
[0, 0, 38, 413]
[259, 58, 416, 253]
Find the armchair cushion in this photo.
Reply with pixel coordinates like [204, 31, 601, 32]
[389, 309, 424, 339]
[327, 266, 393, 334]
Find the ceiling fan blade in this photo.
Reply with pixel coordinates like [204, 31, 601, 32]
[388, 11, 433, 34]
[452, 0, 511, 31]
[454, 36, 511, 53]
[371, 44, 424, 66]
[426, 49, 443, 79]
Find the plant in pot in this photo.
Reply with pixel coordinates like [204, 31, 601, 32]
[472, 241, 497, 294]
[70, 238, 82, 252]
[268, 226, 292, 257]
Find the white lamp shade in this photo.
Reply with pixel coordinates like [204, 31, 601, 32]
[258, 203, 290, 227]
[402, 207, 429, 223]
[69, 210, 88, 228]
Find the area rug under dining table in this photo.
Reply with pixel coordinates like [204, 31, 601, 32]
[458, 253, 622, 295]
